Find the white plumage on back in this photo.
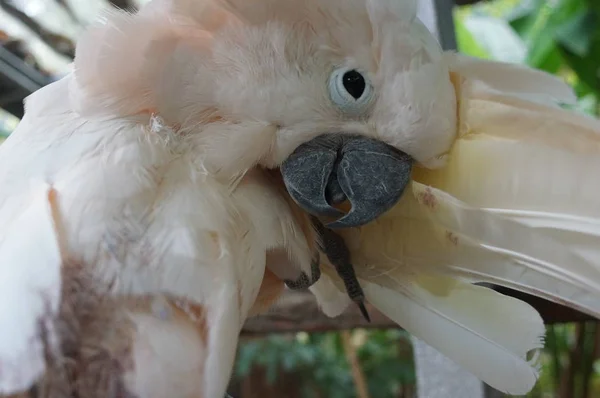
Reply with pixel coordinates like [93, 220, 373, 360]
[0, 184, 62, 395]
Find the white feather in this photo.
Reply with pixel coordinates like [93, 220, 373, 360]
[0, 183, 62, 395]
[362, 278, 544, 395]
[404, 68, 600, 317]
[447, 53, 578, 104]
[411, 182, 600, 317]
[315, 251, 545, 395]
[309, 273, 352, 317]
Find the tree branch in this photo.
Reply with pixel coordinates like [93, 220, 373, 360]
[559, 323, 585, 398]
[241, 291, 394, 335]
[342, 330, 371, 398]
[242, 288, 597, 335]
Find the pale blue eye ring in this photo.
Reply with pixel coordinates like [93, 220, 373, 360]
[328, 67, 374, 115]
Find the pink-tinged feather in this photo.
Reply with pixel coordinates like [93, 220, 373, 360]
[71, 3, 211, 118]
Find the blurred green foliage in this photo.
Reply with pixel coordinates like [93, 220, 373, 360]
[235, 330, 415, 397]
[455, 0, 600, 115]
[234, 1, 600, 397]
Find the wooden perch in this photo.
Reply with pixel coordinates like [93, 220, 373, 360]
[241, 286, 596, 335]
[242, 290, 394, 335]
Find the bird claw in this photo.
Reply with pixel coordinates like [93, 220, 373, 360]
[310, 216, 371, 323]
[283, 218, 372, 323]
[283, 252, 321, 290]
[356, 300, 371, 323]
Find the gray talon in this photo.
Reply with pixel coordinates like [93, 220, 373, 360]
[284, 273, 311, 290]
[284, 252, 321, 290]
[310, 252, 321, 283]
[357, 301, 371, 322]
[311, 216, 371, 322]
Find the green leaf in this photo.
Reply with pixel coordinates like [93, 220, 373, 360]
[554, 9, 596, 56]
[559, 39, 600, 94]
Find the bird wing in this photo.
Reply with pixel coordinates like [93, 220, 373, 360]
[0, 183, 63, 395]
[0, 76, 264, 398]
[309, 54, 600, 395]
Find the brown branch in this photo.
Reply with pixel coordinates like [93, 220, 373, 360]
[560, 323, 585, 398]
[241, 291, 394, 335]
[0, 0, 75, 58]
[547, 326, 563, 393]
[582, 323, 600, 398]
[342, 330, 371, 398]
[242, 288, 598, 335]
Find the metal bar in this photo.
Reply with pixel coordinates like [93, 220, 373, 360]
[0, 58, 40, 93]
[434, 0, 458, 50]
[412, 336, 485, 398]
[0, 47, 51, 117]
[0, 47, 50, 90]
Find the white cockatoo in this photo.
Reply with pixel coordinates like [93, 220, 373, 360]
[0, 0, 599, 397]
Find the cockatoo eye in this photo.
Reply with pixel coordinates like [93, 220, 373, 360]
[342, 70, 365, 98]
[328, 67, 374, 115]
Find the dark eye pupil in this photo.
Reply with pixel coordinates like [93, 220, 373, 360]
[342, 70, 366, 100]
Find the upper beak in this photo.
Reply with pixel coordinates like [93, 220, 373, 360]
[280, 133, 413, 228]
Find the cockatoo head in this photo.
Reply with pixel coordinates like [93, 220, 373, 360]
[73, 0, 457, 227]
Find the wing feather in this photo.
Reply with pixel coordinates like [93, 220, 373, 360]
[0, 184, 63, 394]
[363, 277, 544, 395]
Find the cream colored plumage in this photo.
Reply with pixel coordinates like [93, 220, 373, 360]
[310, 54, 600, 395]
[0, 0, 599, 397]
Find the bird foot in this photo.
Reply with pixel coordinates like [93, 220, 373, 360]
[283, 252, 321, 290]
[311, 216, 371, 323]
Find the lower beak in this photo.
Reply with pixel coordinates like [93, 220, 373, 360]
[280, 133, 413, 228]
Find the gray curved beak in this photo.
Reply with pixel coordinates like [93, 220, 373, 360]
[281, 134, 413, 228]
